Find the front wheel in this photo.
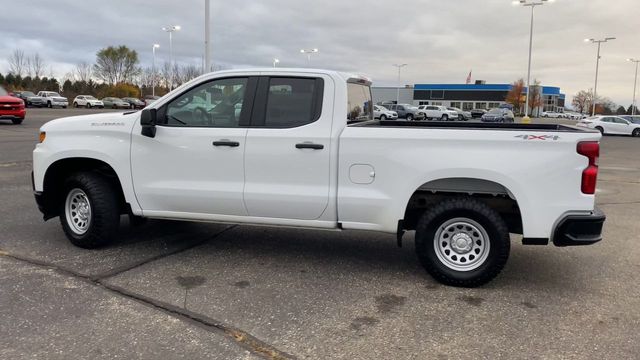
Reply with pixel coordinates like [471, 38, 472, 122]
[60, 173, 120, 248]
[406, 114, 413, 121]
[415, 197, 510, 287]
[73, 102, 78, 108]
[86, 103, 92, 109]
[441, 114, 448, 121]
[380, 115, 387, 121]
[632, 128, 640, 137]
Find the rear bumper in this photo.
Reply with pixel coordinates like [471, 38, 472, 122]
[553, 208, 605, 246]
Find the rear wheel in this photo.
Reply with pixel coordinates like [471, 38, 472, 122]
[73, 102, 78, 108]
[595, 126, 604, 134]
[60, 172, 120, 248]
[415, 197, 510, 287]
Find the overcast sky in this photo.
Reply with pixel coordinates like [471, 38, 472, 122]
[1, 0, 639, 107]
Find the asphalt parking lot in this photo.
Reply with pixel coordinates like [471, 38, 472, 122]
[1, 108, 639, 359]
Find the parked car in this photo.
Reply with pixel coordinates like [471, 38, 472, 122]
[541, 111, 562, 118]
[382, 103, 426, 121]
[37, 91, 68, 108]
[102, 97, 132, 109]
[122, 97, 146, 109]
[0, 86, 26, 124]
[417, 105, 458, 121]
[33, 68, 606, 287]
[373, 105, 398, 120]
[12, 91, 46, 107]
[448, 107, 472, 121]
[576, 116, 640, 136]
[481, 108, 515, 123]
[73, 95, 104, 108]
[620, 115, 640, 124]
[470, 109, 487, 118]
[143, 95, 161, 106]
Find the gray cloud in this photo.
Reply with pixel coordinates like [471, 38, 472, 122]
[1, 0, 638, 106]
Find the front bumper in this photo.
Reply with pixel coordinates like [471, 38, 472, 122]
[51, 101, 68, 107]
[0, 108, 26, 119]
[553, 208, 605, 246]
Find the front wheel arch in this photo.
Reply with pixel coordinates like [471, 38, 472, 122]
[41, 158, 127, 219]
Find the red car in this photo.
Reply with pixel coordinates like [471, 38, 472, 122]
[0, 86, 26, 124]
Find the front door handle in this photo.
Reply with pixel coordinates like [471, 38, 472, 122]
[213, 140, 240, 147]
[295, 143, 324, 150]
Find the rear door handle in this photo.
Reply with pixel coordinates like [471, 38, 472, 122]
[295, 143, 324, 150]
[213, 140, 240, 147]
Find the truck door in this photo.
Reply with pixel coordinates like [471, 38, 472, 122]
[130, 76, 257, 216]
[243, 75, 333, 220]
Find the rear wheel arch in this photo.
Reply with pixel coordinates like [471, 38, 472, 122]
[402, 177, 523, 234]
[41, 158, 128, 219]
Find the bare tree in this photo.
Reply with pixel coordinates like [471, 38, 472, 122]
[73, 62, 93, 82]
[182, 64, 202, 83]
[29, 53, 47, 78]
[8, 49, 27, 77]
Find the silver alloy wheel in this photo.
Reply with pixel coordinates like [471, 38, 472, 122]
[65, 188, 92, 235]
[434, 217, 490, 271]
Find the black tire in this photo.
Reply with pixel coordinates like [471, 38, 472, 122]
[441, 114, 448, 121]
[380, 115, 387, 121]
[47, 101, 52, 108]
[633, 128, 640, 137]
[86, 103, 92, 109]
[11, 118, 23, 125]
[458, 115, 464, 121]
[63, 106, 67, 109]
[73, 102, 78, 108]
[406, 114, 413, 121]
[59, 172, 120, 248]
[595, 126, 604, 134]
[415, 197, 510, 287]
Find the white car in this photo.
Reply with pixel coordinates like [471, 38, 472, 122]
[577, 116, 640, 137]
[541, 111, 562, 118]
[33, 68, 605, 287]
[73, 95, 104, 109]
[374, 105, 398, 120]
[37, 91, 69, 108]
[448, 107, 471, 121]
[418, 105, 458, 121]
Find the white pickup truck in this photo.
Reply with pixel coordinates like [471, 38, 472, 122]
[32, 68, 605, 287]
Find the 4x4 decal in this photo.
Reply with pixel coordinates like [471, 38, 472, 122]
[515, 134, 560, 141]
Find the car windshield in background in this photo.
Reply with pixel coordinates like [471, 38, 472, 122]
[23, 91, 36, 97]
[86, 96, 97, 100]
[50, 92, 61, 97]
[347, 82, 373, 123]
[0, 86, 7, 96]
[487, 109, 502, 114]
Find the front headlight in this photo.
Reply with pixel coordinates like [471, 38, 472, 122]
[39, 132, 46, 143]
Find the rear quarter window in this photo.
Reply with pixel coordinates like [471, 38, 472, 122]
[347, 83, 373, 122]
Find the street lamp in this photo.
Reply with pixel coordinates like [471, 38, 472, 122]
[627, 58, 640, 116]
[512, 0, 553, 120]
[392, 64, 408, 106]
[152, 44, 160, 97]
[585, 37, 616, 116]
[273, 58, 280, 68]
[300, 48, 319, 64]
[162, 25, 181, 90]
[204, 0, 211, 73]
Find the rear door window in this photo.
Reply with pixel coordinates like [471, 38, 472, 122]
[262, 77, 323, 128]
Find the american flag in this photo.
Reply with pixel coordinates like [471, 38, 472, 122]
[465, 70, 472, 84]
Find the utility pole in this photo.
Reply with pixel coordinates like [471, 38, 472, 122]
[392, 64, 408, 105]
[585, 37, 615, 116]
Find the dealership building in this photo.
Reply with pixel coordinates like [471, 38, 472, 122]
[372, 83, 566, 115]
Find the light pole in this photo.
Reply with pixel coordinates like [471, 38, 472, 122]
[627, 58, 640, 116]
[204, 0, 211, 73]
[273, 58, 280, 68]
[513, 0, 552, 120]
[162, 25, 181, 90]
[152, 44, 160, 97]
[300, 48, 319, 64]
[585, 37, 615, 116]
[392, 64, 407, 105]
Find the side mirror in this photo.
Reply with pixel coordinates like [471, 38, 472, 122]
[140, 108, 157, 138]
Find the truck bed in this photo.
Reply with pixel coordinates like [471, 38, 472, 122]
[353, 120, 591, 132]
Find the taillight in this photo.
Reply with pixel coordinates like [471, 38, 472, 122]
[577, 141, 599, 194]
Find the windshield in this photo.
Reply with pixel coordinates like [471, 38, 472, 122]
[487, 109, 502, 114]
[0, 86, 7, 96]
[23, 91, 36, 97]
[377, 106, 389, 111]
[49, 92, 61, 97]
[86, 96, 97, 100]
